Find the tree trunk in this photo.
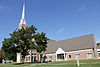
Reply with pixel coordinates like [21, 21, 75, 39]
[22, 56, 25, 63]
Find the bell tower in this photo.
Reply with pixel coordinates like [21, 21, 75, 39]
[17, 4, 27, 63]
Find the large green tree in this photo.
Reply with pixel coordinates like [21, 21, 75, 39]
[2, 25, 48, 62]
[34, 32, 48, 53]
[2, 38, 17, 61]
[33, 32, 48, 62]
[0, 49, 4, 62]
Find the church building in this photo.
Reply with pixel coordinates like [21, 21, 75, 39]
[17, 4, 100, 63]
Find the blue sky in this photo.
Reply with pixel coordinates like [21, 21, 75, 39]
[0, 0, 100, 48]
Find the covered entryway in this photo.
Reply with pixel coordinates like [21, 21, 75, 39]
[56, 47, 67, 61]
[57, 54, 64, 61]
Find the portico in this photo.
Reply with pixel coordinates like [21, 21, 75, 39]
[56, 47, 67, 61]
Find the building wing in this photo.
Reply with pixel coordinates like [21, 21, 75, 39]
[44, 34, 96, 54]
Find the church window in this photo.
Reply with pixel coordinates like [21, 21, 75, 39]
[69, 55, 71, 58]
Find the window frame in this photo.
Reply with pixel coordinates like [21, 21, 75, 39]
[75, 54, 80, 59]
[87, 53, 93, 58]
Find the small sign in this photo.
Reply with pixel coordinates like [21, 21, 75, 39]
[77, 60, 80, 66]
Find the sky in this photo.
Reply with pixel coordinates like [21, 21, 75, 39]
[0, 0, 100, 48]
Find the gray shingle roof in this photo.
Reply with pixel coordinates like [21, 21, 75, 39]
[44, 34, 96, 54]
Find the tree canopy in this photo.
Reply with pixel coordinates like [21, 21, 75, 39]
[97, 43, 100, 45]
[0, 49, 4, 62]
[2, 25, 48, 61]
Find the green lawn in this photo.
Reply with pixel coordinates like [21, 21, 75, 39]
[0, 59, 100, 67]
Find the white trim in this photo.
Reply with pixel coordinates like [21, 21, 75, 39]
[56, 47, 65, 54]
[67, 49, 93, 53]
[97, 49, 100, 51]
[56, 47, 67, 61]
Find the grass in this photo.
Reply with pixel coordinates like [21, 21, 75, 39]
[0, 59, 100, 67]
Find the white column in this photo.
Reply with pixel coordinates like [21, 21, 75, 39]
[17, 53, 21, 63]
[56, 54, 57, 61]
[65, 53, 68, 60]
[64, 53, 65, 60]
[30, 50, 32, 62]
[32, 53, 34, 62]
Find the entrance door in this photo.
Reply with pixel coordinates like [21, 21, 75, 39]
[57, 54, 64, 61]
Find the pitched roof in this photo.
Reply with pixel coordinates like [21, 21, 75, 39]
[45, 40, 59, 53]
[44, 34, 96, 54]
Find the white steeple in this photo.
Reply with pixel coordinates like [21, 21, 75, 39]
[22, 4, 25, 19]
[19, 4, 26, 25]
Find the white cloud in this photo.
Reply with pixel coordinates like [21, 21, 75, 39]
[58, 28, 64, 33]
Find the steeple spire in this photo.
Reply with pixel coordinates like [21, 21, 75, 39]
[19, 4, 26, 29]
[19, 4, 26, 25]
[22, 3, 25, 19]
